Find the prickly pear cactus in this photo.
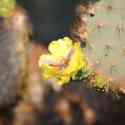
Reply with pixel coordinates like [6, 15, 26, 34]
[85, 0, 125, 83]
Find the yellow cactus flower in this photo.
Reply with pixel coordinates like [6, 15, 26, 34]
[0, 0, 16, 18]
[39, 37, 89, 85]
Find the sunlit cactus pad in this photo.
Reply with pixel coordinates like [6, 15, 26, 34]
[85, 0, 125, 83]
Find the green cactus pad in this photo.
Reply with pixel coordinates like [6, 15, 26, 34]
[85, 0, 125, 84]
